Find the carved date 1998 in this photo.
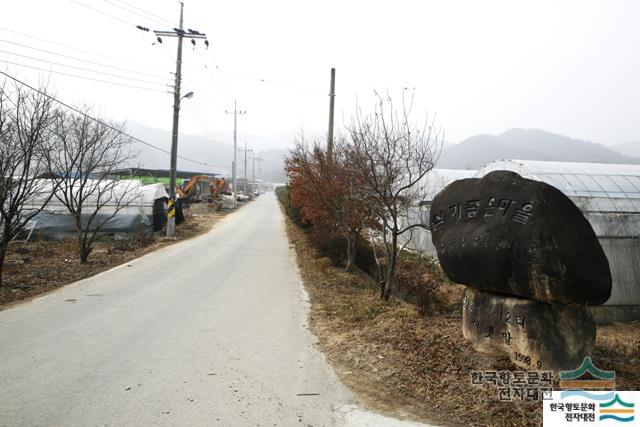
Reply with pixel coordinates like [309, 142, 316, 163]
[514, 352, 543, 369]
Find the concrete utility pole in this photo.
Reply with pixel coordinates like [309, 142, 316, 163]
[225, 101, 246, 194]
[254, 155, 263, 194]
[251, 152, 256, 195]
[151, 2, 206, 238]
[240, 147, 253, 195]
[327, 67, 336, 157]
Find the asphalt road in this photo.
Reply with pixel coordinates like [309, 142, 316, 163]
[0, 192, 430, 427]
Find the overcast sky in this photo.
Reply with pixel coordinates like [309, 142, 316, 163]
[3, 0, 640, 156]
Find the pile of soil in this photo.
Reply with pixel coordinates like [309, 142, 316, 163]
[284, 216, 640, 427]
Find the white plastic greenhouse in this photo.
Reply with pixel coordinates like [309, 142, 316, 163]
[477, 160, 640, 320]
[20, 180, 169, 238]
[408, 161, 640, 321]
[403, 169, 477, 254]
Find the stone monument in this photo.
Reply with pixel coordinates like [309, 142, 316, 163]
[430, 171, 612, 370]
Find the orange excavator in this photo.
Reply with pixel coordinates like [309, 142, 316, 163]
[177, 175, 227, 203]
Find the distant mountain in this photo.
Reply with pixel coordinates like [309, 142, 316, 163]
[612, 141, 640, 158]
[437, 129, 640, 169]
[125, 122, 287, 183]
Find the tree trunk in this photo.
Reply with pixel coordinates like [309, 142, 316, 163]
[381, 233, 399, 301]
[381, 270, 393, 301]
[78, 235, 92, 264]
[345, 231, 358, 272]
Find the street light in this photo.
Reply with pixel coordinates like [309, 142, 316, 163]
[167, 90, 194, 239]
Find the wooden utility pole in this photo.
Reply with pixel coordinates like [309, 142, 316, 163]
[150, 2, 206, 238]
[327, 67, 336, 157]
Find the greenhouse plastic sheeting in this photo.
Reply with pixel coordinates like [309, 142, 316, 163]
[21, 180, 168, 238]
[476, 160, 640, 307]
[399, 161, 640, 312]
[401, 169, 477, 255]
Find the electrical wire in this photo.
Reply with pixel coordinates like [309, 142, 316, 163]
[0, 49, 169, 87]
[0, 27, 168, 73]
[1, 59, 168, 93]
[0, 38, 169, 80]
[183, 103, 215, 137]
[207, 49, 235, 101]
[112, 0, 174, 26]
[68, 0, 137, 27]
[239, 113, 251, 151]
[157, 36, 233, 144]
[183, 105, 225, 146]
[184, 102, 227, 142]
[186, 101, 227, 141]
[0, 70, 223, 170]
[103, 0, 173, 28]
[194, 48, 233, 104]
[177, 55, 226, 108]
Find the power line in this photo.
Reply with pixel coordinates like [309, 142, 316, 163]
[206, 63, 325, 96]
[207, 49, 235, 101]
[183, 103, 217, 138]
[183, 106, 227, 148]
[187, 101, 226, 139]
[239, 113, 251, 146]
[103, 0, 173, 28]
[184, 101, 227, 142]
[194, 48, 232, 104]
[0, 27, 168, 73]
[111, 0, 174, 26]
[161, 44, 225, 109]
[0, 49, 169, 87]
[2, 60, 167, 93]
[68, 0, 137, 27]
[0, 70, 220, 169]
[0, 38, 169, 80]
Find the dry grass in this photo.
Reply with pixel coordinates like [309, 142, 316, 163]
[284, 215, 640, 427]
[594, 322, 640, 390]
[0, 203, 235, 307]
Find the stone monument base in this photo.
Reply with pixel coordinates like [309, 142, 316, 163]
[462, 288, 596, 370]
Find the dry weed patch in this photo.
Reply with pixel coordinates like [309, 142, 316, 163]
[285, 216, 640, 427]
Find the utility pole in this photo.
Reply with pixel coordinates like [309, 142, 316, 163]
[327, 67, 336, 157]
[254, 155, 263, 194]
[250, 151, 255, 195]
[239, 147, 253, 195]
[148, 2, 206, 238]
[225, 101, 245, 194]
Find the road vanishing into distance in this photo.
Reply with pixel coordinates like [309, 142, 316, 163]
[0, 192, 429, 427]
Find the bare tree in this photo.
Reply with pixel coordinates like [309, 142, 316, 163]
[348, 91, 443, 300]
[0, 82, 59, 286]
[48, 109, 138, 263]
